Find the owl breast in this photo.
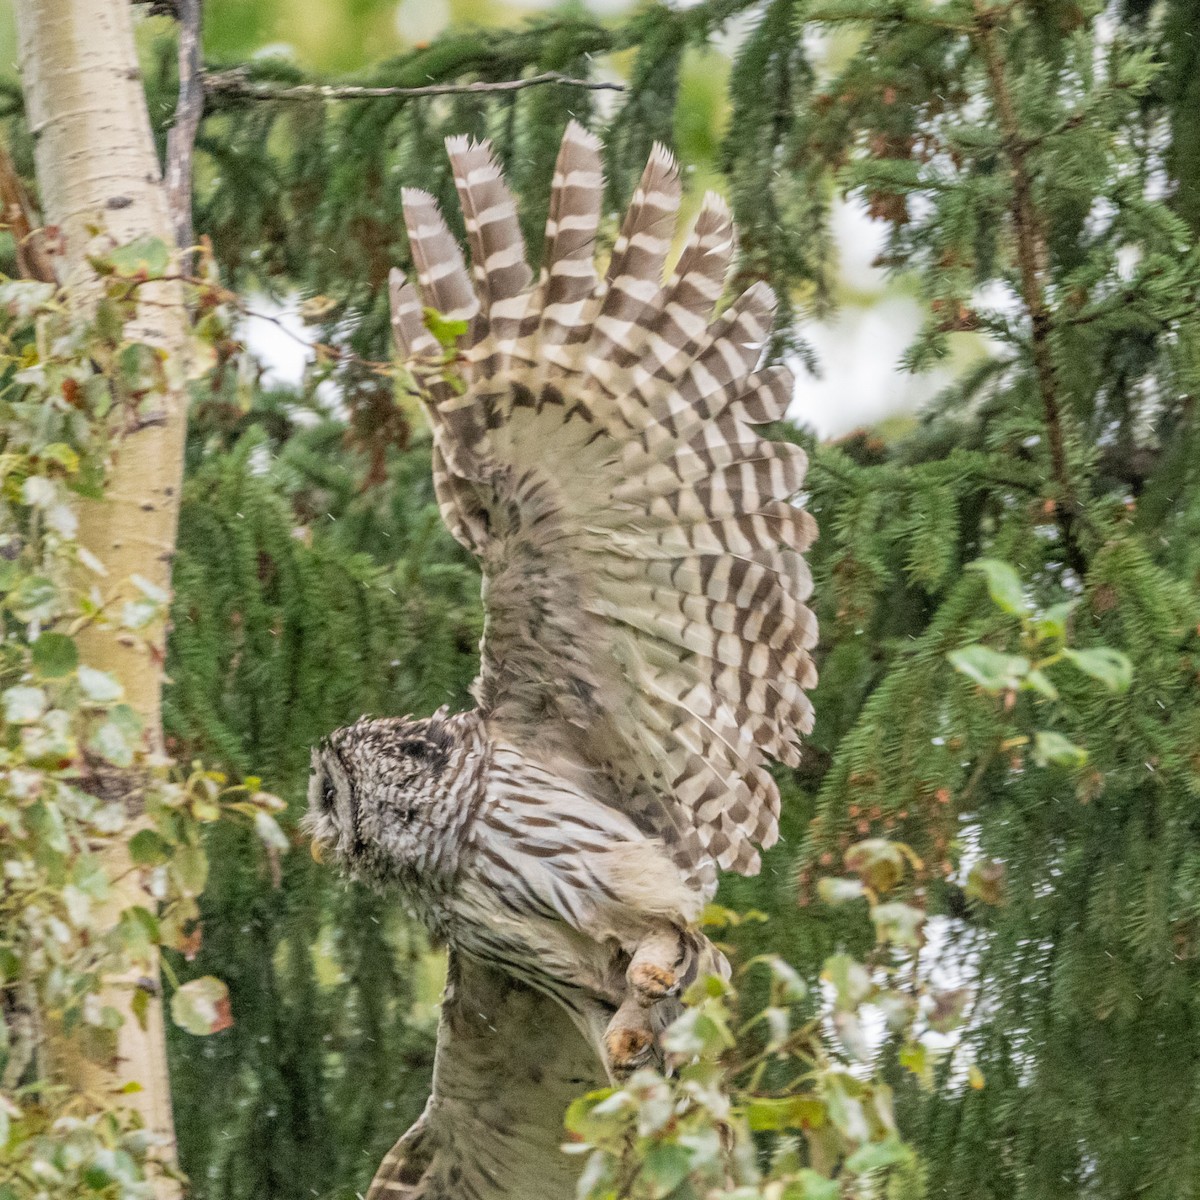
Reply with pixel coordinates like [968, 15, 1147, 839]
[440, 737, 700, 1008]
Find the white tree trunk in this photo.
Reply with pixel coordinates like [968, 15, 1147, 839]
[16, 2, 191, 1190]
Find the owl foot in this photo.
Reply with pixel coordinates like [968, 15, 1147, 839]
[629, 961, 678, 1005]
[628, 928, 685, 1007]
[605, 1026, 654, 1075]
[604, 996, 656, 1077]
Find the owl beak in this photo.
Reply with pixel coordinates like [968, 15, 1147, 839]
[310, 838, 325, 864]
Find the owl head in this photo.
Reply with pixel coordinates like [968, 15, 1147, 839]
[306, 708, 479, 888]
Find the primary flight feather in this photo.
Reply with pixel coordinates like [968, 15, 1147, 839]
[308, 123, 818, 1091]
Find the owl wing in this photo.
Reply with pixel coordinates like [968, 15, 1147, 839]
[392, 123, 817, 891]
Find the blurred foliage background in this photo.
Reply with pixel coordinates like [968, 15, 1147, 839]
[4, 0, 1200, 1197]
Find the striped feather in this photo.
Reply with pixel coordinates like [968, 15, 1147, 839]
[391, 125, 817, 888]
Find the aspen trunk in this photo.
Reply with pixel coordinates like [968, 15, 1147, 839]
[16, 1, 191, 1188]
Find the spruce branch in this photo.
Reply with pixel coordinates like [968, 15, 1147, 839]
[201, 69, 625, 103]
[972, 2, 1086, 575]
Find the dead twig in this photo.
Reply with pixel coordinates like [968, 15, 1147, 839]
[0, 137, 55, 283]
[201, 68, 624, 103]
[165, 0, 203, 264]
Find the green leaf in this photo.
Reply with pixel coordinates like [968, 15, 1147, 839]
[967, 558, 1029, 616]
[130, 573, 169, 604]
[846, 1135, 911, 1174]
[422, 307, 469, 348]
[746, 1096, 826, 1132]
[77, 665, 124, 704]
[871, 902, 927, 948]
[782, 1172, 840, 1200]
[763, 956, 807, 1002]
[105, 235, 171, 279]
[131, 986, 150, 1032]
[170, 976, 232, 1036]
[89, 720, 135, 767]
[899, 1041, 931, 1085]
[1023, 668, 1059, 699]
[1062, 646, 1133, 692]
[172, 843, 210, 895]
[32, 632, 78, 678]
[965, 859, 1006, 905]
[129, 829, 172, 866]
[844, 838, 908, 892]
[1034, 730, 1088, 767]
[822, 954, 872, 1010]
[835, 1009, 872, 1060]
[254, 811, 290, 853]
[9, 575, 57, 621]
[822, 1073, 870, 1141]
[1033, 600, 1075, 640]
[0, 279, 55, 316]
[72, 853, 110, 899]
[818, 877, 866, 904]
[40, 441, 80, 474]
[948, 645, 1029, 691]
[564, 1088, 623, 1142]
[661, 1005, 735, 1057]
[641, 1142, 693, 1193]
[3, 685, 47, 724]
[117, 343, 163, 393]
[107, 703, 143, 740]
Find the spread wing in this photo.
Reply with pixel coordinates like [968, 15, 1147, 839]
[391, 123, 817, 890]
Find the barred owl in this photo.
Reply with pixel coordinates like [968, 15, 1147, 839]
[307, 123, 817, 1091]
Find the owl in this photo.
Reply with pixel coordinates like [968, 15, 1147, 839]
[307, 123, 817, 1084]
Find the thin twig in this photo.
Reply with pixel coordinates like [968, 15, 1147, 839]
[202, 68, 624, 104]
[165, 0, 203, 262]
[120, 272, 394, 375]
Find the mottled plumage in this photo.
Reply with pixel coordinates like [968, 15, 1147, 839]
[307, 123, 817, 1192]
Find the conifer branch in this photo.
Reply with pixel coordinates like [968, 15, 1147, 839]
[201, 69, 625, 103]
[973, 2, 1086, 574]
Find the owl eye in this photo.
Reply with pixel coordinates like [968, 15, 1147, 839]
[321, 779, 336, 811]
[400, 740, 434, 762]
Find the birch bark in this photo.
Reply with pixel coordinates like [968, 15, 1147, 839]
[16, 2, 191, 1189]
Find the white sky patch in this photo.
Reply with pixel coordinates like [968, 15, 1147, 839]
[395, 0, 450, 45]
[791, 294, 958, 438]
[792, 200, 993, 438]
[240, 298, 314, 387]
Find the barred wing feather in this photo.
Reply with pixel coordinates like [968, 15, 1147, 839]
[393, 122, 817, 889]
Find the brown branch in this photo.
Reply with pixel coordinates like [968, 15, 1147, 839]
[164, 0, 203, 261]
[201, 68, 624, 103]
[0, 137, 55, 282]
[973, 3, 1085, 574]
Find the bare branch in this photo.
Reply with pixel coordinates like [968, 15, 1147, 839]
[0, 136, 56, 283]
[164, 0, 202, 260]
[201, 68, 624, 103]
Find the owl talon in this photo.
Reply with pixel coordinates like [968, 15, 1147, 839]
[629, 961, 679, 1005]
[604, 1025, 655, 1076]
